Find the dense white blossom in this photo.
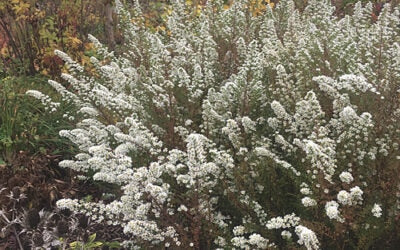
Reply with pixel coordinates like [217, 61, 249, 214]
[339, 171, 354, 184]
[337, 190, 352, 205]
[26, 90, 60, 112]
[231, 233, 273, 249]
[302, 197, 317, 207]
[281, 230, 292, 240]
[325, 201, 343, 222]
[349, 186, 364, 205]
[300, 187, 312, 195]
[27, 0, 399, 248]
[233, 225, 246, 236]
[266, 214, 300, 230]
[371, 203, 382, 218]
[295, 225, 320, 250]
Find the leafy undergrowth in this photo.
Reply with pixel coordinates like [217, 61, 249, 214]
[0, 76, 125, 248]
[0, 151, 125, 249]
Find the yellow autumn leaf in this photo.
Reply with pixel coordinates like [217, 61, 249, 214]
[196, 4, 202, 16]
[12, 1, 30, 16]
[68, 37, 82, 49]
[0, 2, 6, 11]
[265, 0, 274, 8]
[84, 42, 94, 50]
[166, 7, 173, 15]
[157, 25, 166, 32]
[1, 47, 9, 57]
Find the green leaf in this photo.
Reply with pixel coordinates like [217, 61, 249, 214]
[88, 233, 96, 243]
[104, 241, 121, 248]
[69, 241, 79, 247]
[89, 241, 103, 248]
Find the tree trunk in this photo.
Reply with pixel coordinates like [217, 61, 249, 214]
[105, 0, 116, 51]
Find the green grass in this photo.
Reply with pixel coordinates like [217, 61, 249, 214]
[0, 75, 76, 164]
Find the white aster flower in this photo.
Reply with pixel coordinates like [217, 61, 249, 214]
[233, 225, 246, 236]
[302, 197, 317, 207]
[337, 190, 352, 205]
[281, 230, 292, 240]
[349, 186, 363, 204]
[295, 225, 319, 250]
[325, 201, 343, 222]
[371, 203, 382, 218]
[339, 171, 354, 184]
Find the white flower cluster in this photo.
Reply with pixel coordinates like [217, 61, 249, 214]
[54, 49, 83, 73]
[371, 203, 382, 218]
[281, 230, 292, 240]
[325, 201, 343, 222]
[26, 90, 60, 113]
[300, 183, 312, 195]
[295, 225, 320, 250]
[339, 171, 354, 184]
[337, 186, 364, 206]
[302, 197, 317, 207]
[231, 233, 274, 249]
[266, 213, 300, 230]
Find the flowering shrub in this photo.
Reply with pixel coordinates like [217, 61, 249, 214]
[29, 0, 400, 249]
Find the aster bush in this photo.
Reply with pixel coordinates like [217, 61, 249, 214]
[28, 0, 400, 249]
